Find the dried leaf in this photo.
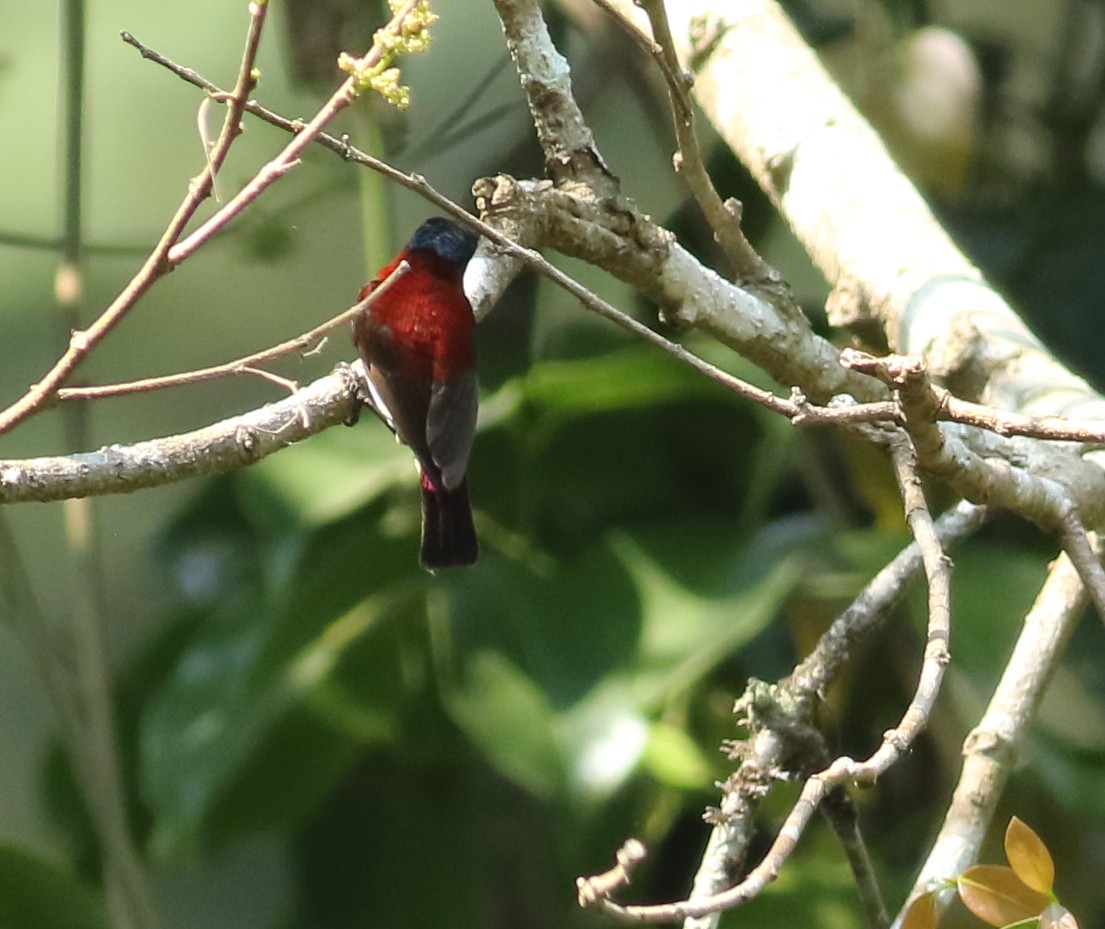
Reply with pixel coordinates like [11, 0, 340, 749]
[900, 889, 939, 929]
[1005, 816, 1055, 895]
[957, 864, 1049, 927]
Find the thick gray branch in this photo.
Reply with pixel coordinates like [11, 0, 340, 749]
[608, 0, 1105, 425]
[0, 365, 361, 504]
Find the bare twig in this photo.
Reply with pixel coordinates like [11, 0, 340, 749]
[56, 261, 409, 401]
[786, 500, 986, 700]
[0, 1, 437, 438]
[0, 2, 267, 437]
[581, 491, 979, 927]
[842, 348, 1105, 443]
[603, 0, 780, 285]
[820, 786, 889, 929]
[904, 547, 1088, 922]
[125, 29, 882, 410]
[1057, 512, 1105, 624]
[577, 839, 648, 907]
[841, 349, 1105, 534]
[165, 0, 425, 264]
[851, 435, 953, 778]
[664, 437, 950, 924]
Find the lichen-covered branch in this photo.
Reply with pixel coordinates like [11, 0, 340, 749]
[0, 366, 362, 504]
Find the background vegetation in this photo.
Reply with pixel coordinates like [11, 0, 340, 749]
[2, 1, 1105, 927]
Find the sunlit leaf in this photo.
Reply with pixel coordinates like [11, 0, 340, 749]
[245, 424, 411, 527]
[641, 721, 714, 790]
[562, 694, 650, 797]
[612, 528, 804, 704]
[569, 527, 801, 797]
[446, 525, 801, 800]
[1005, 816, 1055, 896]
[517, 347, 723, 415]
[444, 650, 566, 798]
[957, 864, 1049, 927]
[899, 889, 939, 929]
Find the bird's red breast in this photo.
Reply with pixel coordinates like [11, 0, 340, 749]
[357, 250, 474, 385]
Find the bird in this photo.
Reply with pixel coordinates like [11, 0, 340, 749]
[353, 216, 480, 568]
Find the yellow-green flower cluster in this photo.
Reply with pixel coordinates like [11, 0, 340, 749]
[339, 1, 437, 110]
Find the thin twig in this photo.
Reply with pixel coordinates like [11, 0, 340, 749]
[58, 36, 895, 432]
[168, 0, 423, 263]
[0, 2, 268, 437]
[577, 839, 648, 907]
[851, 435, 953, 778]
[56, 261, 409, 401]
[606, 0, 779, 284]
[672, 436, 950, 926]
[582, 493, 979, 926]
[124, 27, 880, 411]
[840, 348, 1105, 535]
[786, 500, 986, 700]
[904, 548, 1088, 923]
[1057, 511, 1105, 623]
[820, 786, 889, 929]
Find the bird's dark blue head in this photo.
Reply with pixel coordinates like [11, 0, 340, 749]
[406, 216, 479, 266]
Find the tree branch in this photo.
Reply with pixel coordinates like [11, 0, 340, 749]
[578, 500, 986, 926]
[606, 0, 1105, 428]
[904, 547, 1089, 922]
[0, 366, 362, 504]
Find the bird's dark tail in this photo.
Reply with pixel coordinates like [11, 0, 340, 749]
[420, 475, 478, 568]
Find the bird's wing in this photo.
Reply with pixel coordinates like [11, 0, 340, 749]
[355, 312, 435, 467]
[427, 368, 478, 491]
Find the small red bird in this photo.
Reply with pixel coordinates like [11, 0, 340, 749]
[353, 217, 480, 568]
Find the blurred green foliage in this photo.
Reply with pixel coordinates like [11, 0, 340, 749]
[2, 1, 1105, 928]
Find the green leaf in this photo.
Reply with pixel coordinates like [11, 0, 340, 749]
[447, 542, 642, 709]
[446, 524, 801, 800]
[518, 347, 723, 415]
[141, 506, 420, 855]
[612, 526, 804, 705]
[641, 721, 714, 790]
[0, 846, 106, 929]
[244, 423, 411, 528]
[444, 650, 566, 798]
